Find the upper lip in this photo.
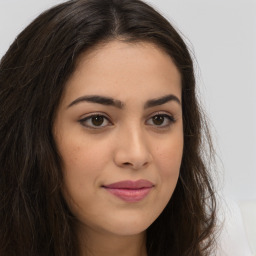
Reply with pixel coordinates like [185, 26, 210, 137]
[103, 179, 154, 189]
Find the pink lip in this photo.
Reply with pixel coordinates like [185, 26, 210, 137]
[102, 179, 154, 202]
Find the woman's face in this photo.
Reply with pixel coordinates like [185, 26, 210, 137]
[54, 40, 183, 238]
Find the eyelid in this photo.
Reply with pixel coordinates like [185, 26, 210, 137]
[79, 112, 113, 129]
[145, 111, 176, 127]
[147, 110, 174, 118]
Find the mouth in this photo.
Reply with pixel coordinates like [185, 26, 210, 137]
[102, 179, 154, 202]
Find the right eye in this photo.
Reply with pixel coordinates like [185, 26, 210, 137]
[79, 114, 112, 129]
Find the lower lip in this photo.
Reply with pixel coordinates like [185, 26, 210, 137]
[103, 187, 152, 202]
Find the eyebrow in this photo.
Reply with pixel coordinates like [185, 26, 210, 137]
[144, 94, 181, 109]
[67, 94, 181, 109]
[67, 95, 124, 109]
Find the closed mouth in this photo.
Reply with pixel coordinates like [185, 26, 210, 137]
[102, 179, 154, 202]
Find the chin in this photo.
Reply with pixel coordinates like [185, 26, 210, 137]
[100, 213, 156, 237]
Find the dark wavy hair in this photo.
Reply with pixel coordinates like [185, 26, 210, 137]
[0, 0, 217, 255]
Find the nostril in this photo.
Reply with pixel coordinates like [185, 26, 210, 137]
[121, 161, 149, 170]
[123, 162, 131, 166]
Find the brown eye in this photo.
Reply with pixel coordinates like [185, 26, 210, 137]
[146, 114, 175, 128]
[152, 115, 165, 126]
[91, 115, 105, 126]
[79, 114, 111, 129]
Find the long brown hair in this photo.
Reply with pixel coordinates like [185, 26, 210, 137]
[0, 0, 216, 255]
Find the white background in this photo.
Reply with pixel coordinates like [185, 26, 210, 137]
[0, 0, 255, 255]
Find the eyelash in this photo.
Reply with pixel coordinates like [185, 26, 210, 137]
[79, 112, 176, 130]
[79, 113, 112, 129]
[146, 113, 176, 128]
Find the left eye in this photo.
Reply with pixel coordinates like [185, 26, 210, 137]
[146, 114, 175, 127]
[79, 114, 111, 129]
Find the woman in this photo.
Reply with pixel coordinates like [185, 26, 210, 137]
[0, 0, 217, 255]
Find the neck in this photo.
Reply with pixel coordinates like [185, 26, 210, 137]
[77, 225, 147, 256]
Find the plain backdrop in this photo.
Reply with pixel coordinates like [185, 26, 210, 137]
[0, 0, 255, 255]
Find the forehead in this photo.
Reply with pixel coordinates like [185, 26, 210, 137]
[75, 40, 180, 77]
[62, 40, 181, 106]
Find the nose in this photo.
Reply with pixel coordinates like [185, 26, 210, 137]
[113, 125, 152, 170]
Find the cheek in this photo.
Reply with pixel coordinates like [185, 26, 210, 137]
[59, 140, 109, 217]
[57, 138, 107, 201]
[59, 136, 110, 176]
[155, 136, 183, 174]
[153, 135, 183, 195]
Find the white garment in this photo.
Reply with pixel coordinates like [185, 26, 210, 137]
[217, 198, 255, 256]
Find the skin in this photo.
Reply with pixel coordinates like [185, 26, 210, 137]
[54, 40, 183, 256]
